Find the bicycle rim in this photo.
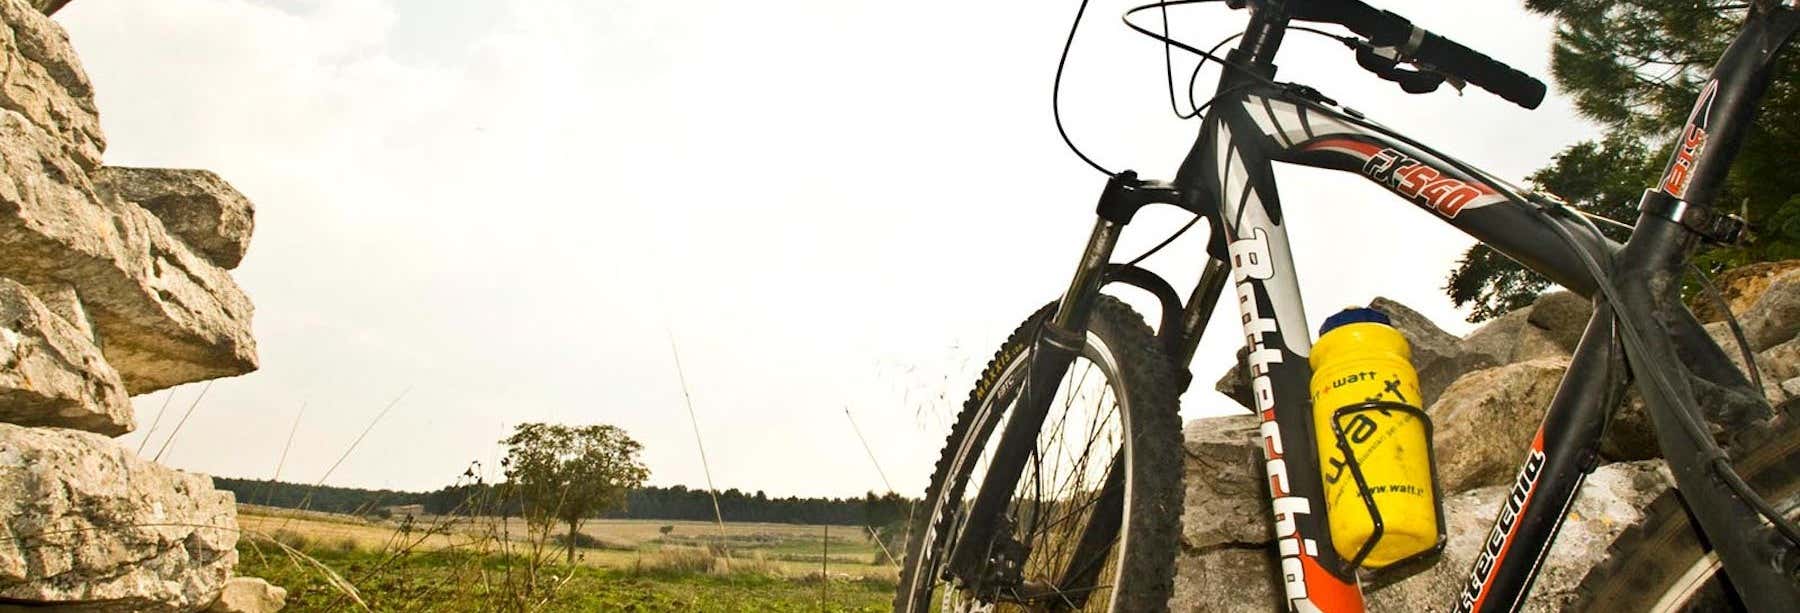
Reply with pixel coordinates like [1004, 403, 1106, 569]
[906, 331, 1136, 612]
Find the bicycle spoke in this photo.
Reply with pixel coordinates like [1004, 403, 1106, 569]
[907, 306, 1148, 613]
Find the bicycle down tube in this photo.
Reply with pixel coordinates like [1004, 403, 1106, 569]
[1170, 2, 1798, 612]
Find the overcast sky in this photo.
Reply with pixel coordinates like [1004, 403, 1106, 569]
[61, 0, 1597, 498]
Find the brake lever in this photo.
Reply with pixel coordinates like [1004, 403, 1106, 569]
[1353, 44, 1446, 94]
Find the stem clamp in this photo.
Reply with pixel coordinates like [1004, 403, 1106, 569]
[1638, 189, 1747, 244]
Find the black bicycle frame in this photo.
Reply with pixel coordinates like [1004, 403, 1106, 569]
[990, 1, 1797, 612]
[1161, 3, 1798, 611]
[933, 1, 1795, 611]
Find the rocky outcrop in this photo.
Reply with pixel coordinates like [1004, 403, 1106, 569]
[1736, 267, 1800, 352]
[203, 577, 286, 613]
[0, 278, 130, 434]
[1172, 416, 1670, 612]
[29, 1, 71, 17]
[1173, 415, 1671, 612]
[1367, 297, 1475, 408]
[94, 167, 255, 270]
[1689, 259, 1800, 323]
[0, 0, 266, 610]
[1430, 358, 1569, 492]
[1361, 461, 1670, 612]
[0, 423, 238, 612]
[0, 110, 257, 395]
[0, 0, 101, 170]
[1171, 415, 1278, 613]
[0, 0, 257, 397]
[1459, 291, 1587, 365]
[1170, 546, 1282, 612]
[1179, 416, 1270, 549]
[1217, 292, 1592, 412]
[1522, 291, 1593, 351]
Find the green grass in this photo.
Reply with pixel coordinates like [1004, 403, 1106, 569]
[237, 539, 893, 612]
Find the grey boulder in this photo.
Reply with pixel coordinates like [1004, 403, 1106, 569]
[0, 278, 130, 435]
[1362, 460, 1671, 612]
[1430, 358, 1569, 492]
[204, 577, 286, 613]
[93, 167, 255, 270]
[0, 423, 238, 611]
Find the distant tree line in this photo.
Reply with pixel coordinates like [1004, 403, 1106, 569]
[213, 477, 912, 527]
[217, 477, 422, 515]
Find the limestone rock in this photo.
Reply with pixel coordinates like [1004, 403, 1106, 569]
[1462, 307, 1568, 365]
[1172, 415, 1285, 612]
[1168, 546, 1283, 612]
[1703, 321, 1787, 403]
[0, 278, 129, 433]
[1602, 371, 1774, 462]
[1363, 461, 1671, 612]
[1180, 415, 1269, 549]
[0, 278, 129, 434]
[1599, 389, 1659, 462]
[204, 577, 286, 613]
[1369, 297, 1476, 408]
[1214, 297, 1485, 411]
[94, 167, 254, 270]
[0, 423, 237, 611]
[1759, 335, 1800, 387]
[26, 281, 96, 343]
[0, 108, 256, 393]
[1690, 259, 1800, 323]
[1168, 423, 1669, 611]
[31, 1, 73, 17]
[0, 0, 102, 169]
[1452, 290, 1595, 366]
[1214, 346, 1253, 411]
[1431, 359, 1568, 492]
[1738, 267, 1800, 352]
[1523, 291, 1592, 352]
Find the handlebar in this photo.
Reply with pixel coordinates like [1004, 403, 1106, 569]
[1413, 26, 1548, 108]
[1294, 0, 1547, 109]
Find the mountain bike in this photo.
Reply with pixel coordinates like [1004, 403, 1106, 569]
[893, 0, 1800, 611]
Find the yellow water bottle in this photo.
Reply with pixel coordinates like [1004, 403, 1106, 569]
[1309, 307, 1439, 569]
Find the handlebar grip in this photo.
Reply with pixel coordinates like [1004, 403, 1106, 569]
[1413, 30, 1546, 109]
[1302, 1, 1548, 109]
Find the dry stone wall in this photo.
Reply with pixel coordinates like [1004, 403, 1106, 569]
[0, 1, 278, 611]
[1177, 262, 1800, 611]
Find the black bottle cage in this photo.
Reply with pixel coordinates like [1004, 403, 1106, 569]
[1326, 400, 1449, 581]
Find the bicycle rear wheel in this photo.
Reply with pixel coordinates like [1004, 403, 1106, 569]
[894, 296, 1182, 612]
[1566, 406, 1799, 612]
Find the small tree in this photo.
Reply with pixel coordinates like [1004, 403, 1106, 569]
[501, 422, 650, 564]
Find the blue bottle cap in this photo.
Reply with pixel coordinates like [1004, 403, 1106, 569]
[1320, 307, 1392, 335]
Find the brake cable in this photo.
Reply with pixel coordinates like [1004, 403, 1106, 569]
[1054, 0, 1115, 176]
[1126, 2, 1363, 265]
[1690, 262, 1767, 392]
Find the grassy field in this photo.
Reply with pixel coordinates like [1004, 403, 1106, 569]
[237, 506, 896, 611]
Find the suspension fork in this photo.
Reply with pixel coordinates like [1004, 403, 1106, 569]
[943, 172, 1181, 590]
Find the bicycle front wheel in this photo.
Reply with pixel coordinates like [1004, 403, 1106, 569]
[895, 296, 1183, 612]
